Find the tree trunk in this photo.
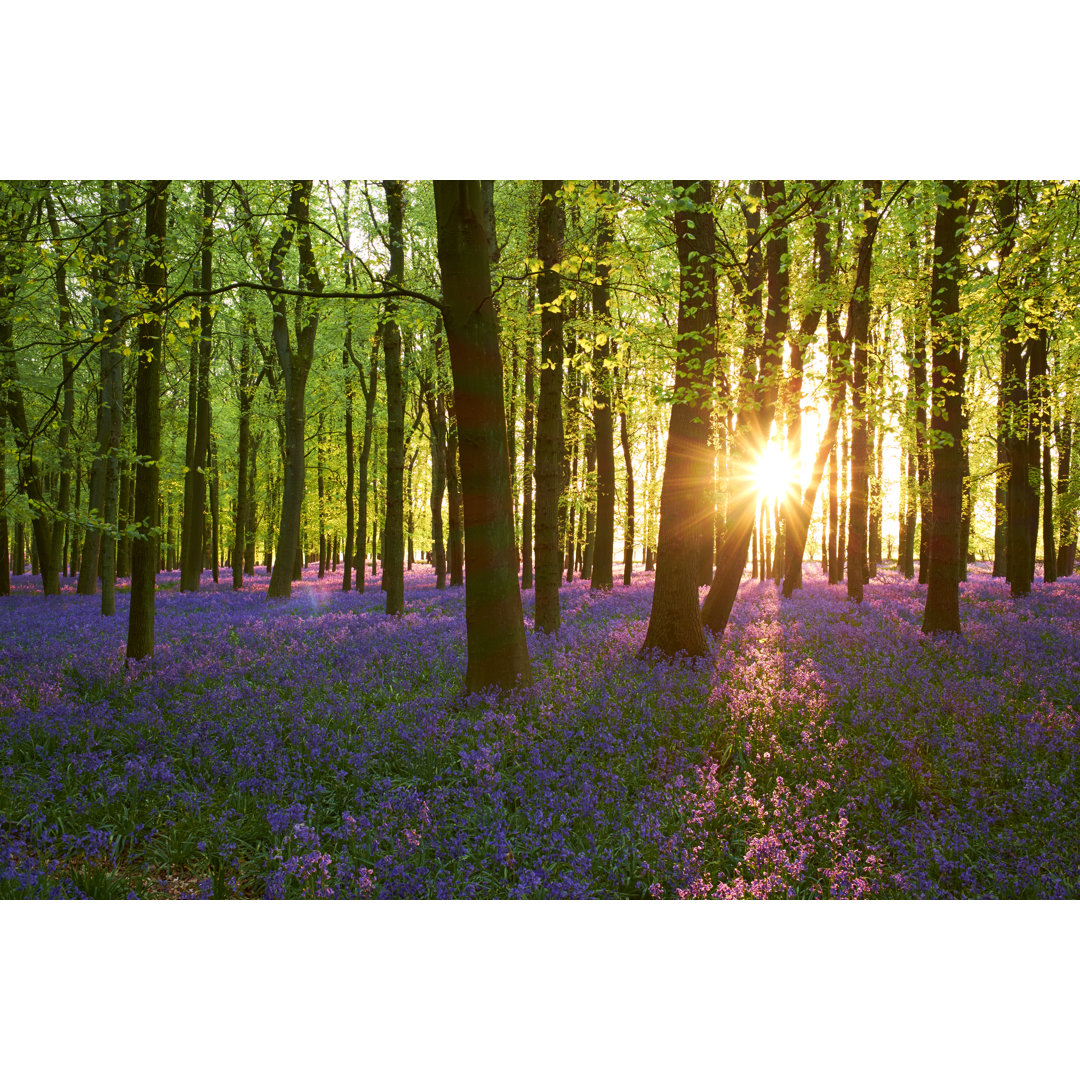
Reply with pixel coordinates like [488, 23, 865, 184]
[126, 180, 169, 660]
[619, 355, 635, 587]
[845, 180, 882, 603]
[641, 180, 715, 658]
[180, 181, 214, 592]
[1057, 419, 1075, 575]
[382, 180, 406, 616]
[591, 179, 616, 592]
[433, 180, 531, 692]
[534, 180, 565, 631]
[779, 188, 832, 594]
[521, 279, 536, 590]
[997, 183, 1032, 596]
[234, 311, 255, 589]
[922, 180, 968, 634]
[424, 354, 448, 590]
[701, 180, 786, 635]
[446, 393, 464, 587]
[1031, 330, 1056, 582]
[45, 190, 78, 580]
[267, 181, 323, 600]
[0, 414, 8, 595]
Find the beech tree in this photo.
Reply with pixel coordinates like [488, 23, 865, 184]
[433, 180, 531, 691]
[922, 181, 969, 633]
[641, 181, 715, 658]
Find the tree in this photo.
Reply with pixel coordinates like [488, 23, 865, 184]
[534, 180, 566, 634]
[180, 181, 215, 592]
[433, 180, 531, 691]
[381, 180, 407, 616]
[641, 181, 715, 659]
[922, 181, 969, 634]
[591, 180, 616, 592]
[126, 180, 169, 661]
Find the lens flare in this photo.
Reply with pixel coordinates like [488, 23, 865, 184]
[754, 443, 794, 502]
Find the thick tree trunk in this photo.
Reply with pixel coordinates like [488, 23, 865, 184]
[433, 180, 531, 692]
[641, 181, 715, 658]
[922, 180, 968, 634]
[534, 180, 565, 631]
[126, 180, 169, 659]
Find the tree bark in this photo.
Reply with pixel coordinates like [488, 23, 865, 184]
[181, 181, 215, 592]
[382, 180, 406, 615]
[997, 183, 1032, 596]
[922, 180, 969, 634]
[534, 180, 566, 631]
[641, 180, 715, 658]
[126, 180, 169, 659]
[845, 180, 882, 603]
[591, 179, 616, 592]
[521, 279, 536, 590]
[267, 181, 323, 599]
[433, 180, 531, 691]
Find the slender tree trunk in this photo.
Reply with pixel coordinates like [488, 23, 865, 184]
[424, 361, 448, 590]
[180, 182, 214, 592]
[382, 180, 406, 615]
[234, 313, 254, 589]
[619, 356, 635, 587]
[837, 414, 848, 582]
[433, 180, 531, 692]
[534, 180, 566, 630]
[641, 180, 715, 658]
[0, 415, 8, 595]
[922, 180, 968, 634]
[45, 191, 78, 579]
[828, 424, 839, 582]
[997, 183, 1032, 596]
[846, 180, 882, 603]
[701, 180, 787, 635]
[126, 180, 169, 660]
[446, 394, 464, 587]
[521, 280, 536, 590]
[1057, 419, 1075, 575]
[210, 432, 219, 583]
[268, 181, 323, 600]
[591, 179, 616, 592]
[317, 410, 327, 578]
[779, 189, 832, 594]
[1032, 330, 1056, 582]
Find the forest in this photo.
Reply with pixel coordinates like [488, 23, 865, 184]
[1, 177, 1078, 901]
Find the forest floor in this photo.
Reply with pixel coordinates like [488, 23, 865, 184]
[1, 560, 1078, 899]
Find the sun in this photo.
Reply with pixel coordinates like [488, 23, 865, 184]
[754, 442, 795, 503]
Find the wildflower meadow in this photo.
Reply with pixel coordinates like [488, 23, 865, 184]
[3, 561, 1077, 901]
